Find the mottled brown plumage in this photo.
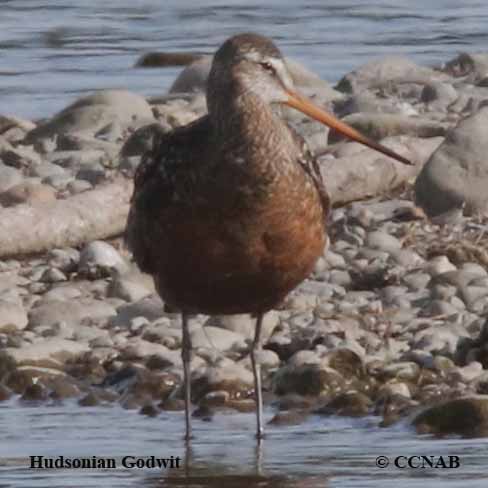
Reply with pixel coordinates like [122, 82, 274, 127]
[126, 33, 410, 441]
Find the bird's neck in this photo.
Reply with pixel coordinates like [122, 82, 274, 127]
[208, 81, 295, 157]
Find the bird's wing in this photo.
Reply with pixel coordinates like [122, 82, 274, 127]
[125, 115, 211, 273]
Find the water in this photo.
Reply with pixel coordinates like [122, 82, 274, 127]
[2, 2, 488, 486]
[1, 1, 488, 119]
[1, 401, 488, 488]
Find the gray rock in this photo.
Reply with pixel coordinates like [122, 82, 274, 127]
[75, 164, 106, 185]
[108, 272, 153, 302]
[329, 113, 446, 143]
[1, 145, 41, 168]
[336, 55, 444, 93]
[0, 300, 28, 331]
[389, 249, 424, 267]
[109, 296, 164, 327]
[403, 272, 431, 291]
[421, 82, 458, 109]
[425, 300, 459, 316]
[42, 285, 82, 302]
[40, 268, 67, 283]
[26, 89, 154, 142]
[0, 182, 57, 207]
[415, 107, 488, 217]
[442, 52, 488, 83]
[4, 338, 90, 365]
[48, 248, 80, 273]
[28, 299, 116, 328]
[121, 339, 181, 365]
[67, 179, 92, 194]
[29, 161, 68, 180]
[426, 256, 457, 276]
[205, 312, 279, 342]
[78, 241, 127, 278]
[191, 326, 247, 351]
[365, 231, 402, 252]
[449, 362, 483, 383]
[0, 164, 22, 193]
[170, 56, 212, 93]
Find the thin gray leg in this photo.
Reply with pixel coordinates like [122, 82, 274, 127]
[181, 312, 192, 440]
[250, 313, 264, 440]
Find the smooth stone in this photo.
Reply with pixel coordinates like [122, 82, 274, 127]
[381, 362, 420, 381]
[413, 395, 488, 436]
[336, 55, 443, 93]
[434, 270, 483, 289]
[40, 268, 67, 283]
[75, 164, 106, 185]
[316, 391, 371, 417]
[121, 339, 180, 364]
[460, 262, 488, 277]
[26, 89, 154, 141]
[329, 113, 445, 142]
[365, 231, 402, 252]
[206, 312, 279, 341]
[0, 182, 57, 207]
[109, 296, 165, 327]
[425, 300, 459, 316]
[389, 249, 424, 267]
[0, 164, 22, 193]
[324, 250, 346, 268]
[442, 53, 488, 83]
[48, 248, 80, 273]
[403, 272, 431, 291]
[421, 82, 458, 108]
[0, 300, 28, 332]
[108, 272, 153, 302]
[430, 284, 457, 300]
[413, 327, 464, 355]
[460, 286, 488, 308]
[1, 144, 41, 168]
[4, 338, 90, 366]
[378, 382, 411, 399]
[415, 106, 488, 217]
[449, 362, 483, 383]
[191, 326, 247, 351]
[273, 364, 344, 397]
[329, 270, 352, 287]
[29, 161, 67, 180]
[426, 256, 457, 276]
[28, 299, 116, 328]
[78, 241, 127, 278]
[67, 179, 93, 194]
[191, 360, 253, 403]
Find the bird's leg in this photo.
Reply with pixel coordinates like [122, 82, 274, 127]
[181, 312, 192, 440]
[250, 313, 264, 440]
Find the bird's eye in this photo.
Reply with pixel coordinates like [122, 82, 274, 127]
[260, 61, 274, 73]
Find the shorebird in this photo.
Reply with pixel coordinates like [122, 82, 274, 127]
[126, 33, 411, 441]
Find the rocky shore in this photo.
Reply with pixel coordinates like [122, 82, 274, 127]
[2, 51, 488, 438]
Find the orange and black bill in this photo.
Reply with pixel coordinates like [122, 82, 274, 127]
[285, 91, 412, 165]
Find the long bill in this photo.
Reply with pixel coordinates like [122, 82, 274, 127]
[285, 91, 412, 166]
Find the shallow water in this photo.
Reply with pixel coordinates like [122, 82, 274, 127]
[2, 0, 488, 118]
[1, 400, 488, 487]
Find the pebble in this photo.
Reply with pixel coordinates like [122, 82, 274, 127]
[78, 241, 127, 278]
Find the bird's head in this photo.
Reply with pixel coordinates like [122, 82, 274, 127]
[208, 33, 412, 166]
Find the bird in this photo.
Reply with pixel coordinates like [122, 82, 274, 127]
[126, 32, 411, 441]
